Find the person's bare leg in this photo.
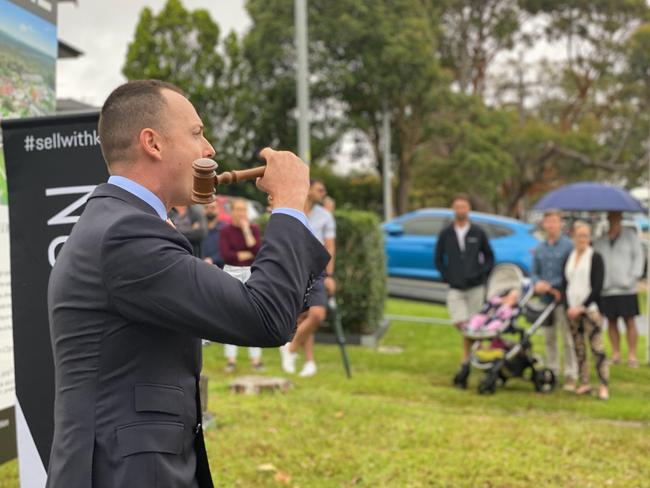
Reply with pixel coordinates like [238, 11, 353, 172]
[624, 316, 638, 364]
[294, 307, 326, 377]
[304, 334, 315, 362]
[288, 312, 308, 348]
[289, 306, 326, 354]
[463, 336, 472, 363]
[607, 317, 621, 363]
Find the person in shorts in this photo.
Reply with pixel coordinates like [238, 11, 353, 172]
[280, 180, 336, 377]
[594, 211, 644, 368]
[435, 194, 494, 388]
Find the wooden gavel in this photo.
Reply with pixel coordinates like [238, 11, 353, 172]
[191, 158, 266, 204]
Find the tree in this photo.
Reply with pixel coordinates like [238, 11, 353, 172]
[520, 0, 647, 129]
[320, 0, 448, 214]
[482, 0, 650, 213]
[239, 0, 345, 167]
[438, 0, 528, 96]
[410, 95, 514, 212]
[123, 0, 226, 140]
[243, 0, 451, 214]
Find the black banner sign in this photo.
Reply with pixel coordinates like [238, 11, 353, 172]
[1, 112, 107, 484]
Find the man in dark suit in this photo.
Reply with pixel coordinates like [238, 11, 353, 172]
[46, 80, 330, 488]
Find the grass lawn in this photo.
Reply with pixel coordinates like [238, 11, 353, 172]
[1, 298, 648, 487]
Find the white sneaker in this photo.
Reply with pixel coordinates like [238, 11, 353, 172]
[279, 343, 297, 374]
[299, 361, 317, 377]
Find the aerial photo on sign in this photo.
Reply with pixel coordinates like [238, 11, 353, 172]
[0, 0, 57, 120]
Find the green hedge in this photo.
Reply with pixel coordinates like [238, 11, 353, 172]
[257, 209, 386, 334]
[332, 210, 386, 334]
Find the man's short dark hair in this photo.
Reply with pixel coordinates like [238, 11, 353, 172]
[310, 178, 324, 187]
[451, 193, 471, 206]
[543, 209, 563, 219]
[98, 79, 185, 168]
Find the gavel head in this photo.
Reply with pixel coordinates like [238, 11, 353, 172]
[191, 158, 218, 204]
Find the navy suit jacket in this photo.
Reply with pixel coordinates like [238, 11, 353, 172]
[46, 184, 329, 487]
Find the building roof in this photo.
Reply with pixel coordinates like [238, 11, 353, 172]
[57, 0, 82, 59]
[56, 98, 98, 113]
[57, 39, 83, 59]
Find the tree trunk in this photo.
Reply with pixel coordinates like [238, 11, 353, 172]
[370, 125, 384, 177]
[396, 156, 411, 215]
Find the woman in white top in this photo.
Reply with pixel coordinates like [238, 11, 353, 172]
[561, 221, 608, 400]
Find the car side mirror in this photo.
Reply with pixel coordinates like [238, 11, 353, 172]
[385, 223, 404, 236]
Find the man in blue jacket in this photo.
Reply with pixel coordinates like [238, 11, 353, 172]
[532, 210, 577, 390]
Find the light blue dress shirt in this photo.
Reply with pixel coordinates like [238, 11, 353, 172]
[107, 176, 168, 220]
[107, 175, 312, 231]
[272, 208, 312, 231]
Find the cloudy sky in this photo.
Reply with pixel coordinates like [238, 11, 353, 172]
[56, 0, 251, 106]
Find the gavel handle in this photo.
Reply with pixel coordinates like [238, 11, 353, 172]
[216, 165, 266, 185]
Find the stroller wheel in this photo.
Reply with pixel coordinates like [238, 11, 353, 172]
[478, 359, 503, 395]
[533, 368, 556, 393]
[478, 376, 497, 395]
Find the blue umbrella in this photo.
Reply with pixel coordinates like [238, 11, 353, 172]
[533, 182, 645, 213]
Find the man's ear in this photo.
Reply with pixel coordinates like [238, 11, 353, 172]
[139, 128, 163, 161]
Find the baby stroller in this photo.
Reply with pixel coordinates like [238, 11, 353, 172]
[455, 264, 557, 395]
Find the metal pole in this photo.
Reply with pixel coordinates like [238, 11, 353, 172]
[382, 107, 393, 221]
[647, 138, 650, 365]
[295, 0, 310, 165]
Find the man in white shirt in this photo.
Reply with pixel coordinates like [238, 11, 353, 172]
[280, 180, 336, 377]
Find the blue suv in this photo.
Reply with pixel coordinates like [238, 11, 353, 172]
[383, 209, 539, 282]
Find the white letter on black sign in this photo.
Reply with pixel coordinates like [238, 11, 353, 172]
[48, 236, 68, 267]
[45, 186, 96, 226]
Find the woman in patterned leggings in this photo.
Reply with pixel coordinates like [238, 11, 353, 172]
[562, 221, 609, 400]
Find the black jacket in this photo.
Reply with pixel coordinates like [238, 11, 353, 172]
[560, 250, 604, 309]
[46, 184, 330, 488]
[434, 222, 494, 290]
